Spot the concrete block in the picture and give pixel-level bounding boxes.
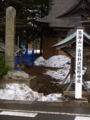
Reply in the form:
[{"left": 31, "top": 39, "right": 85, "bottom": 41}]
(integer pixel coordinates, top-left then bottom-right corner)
[
  {"left": 80, "top": 103, "right": 90, "bottom": 107},
  {"left": 4, "top": 70, "right": 29, "bottom": 79},
  {"left": 0, "top": 76, "right": 37, "bottom": 89}
]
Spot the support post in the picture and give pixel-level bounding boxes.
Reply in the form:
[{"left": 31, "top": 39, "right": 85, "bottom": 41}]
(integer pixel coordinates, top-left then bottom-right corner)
[{"left": 70, "top": 57, "right": 74, "bottom": 82}]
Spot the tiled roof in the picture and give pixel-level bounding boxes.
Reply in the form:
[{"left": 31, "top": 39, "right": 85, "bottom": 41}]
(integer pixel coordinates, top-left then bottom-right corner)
[
  {"left": 37, "top": 0, "right": 90, "bottom": 28},
  {"left": 37, "top": 0, "right": 77, "bottom": 22},
  {"left": 49, "top": 17, "right": 81, "bottom": 28},
  {"left": 56, "top": 0, "right": 81, "bottom": 18}
]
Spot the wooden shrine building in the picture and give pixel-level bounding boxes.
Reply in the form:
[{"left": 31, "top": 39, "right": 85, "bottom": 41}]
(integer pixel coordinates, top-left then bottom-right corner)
[{"left": 37, "top": 0, "right": 90, "bottom": 59}]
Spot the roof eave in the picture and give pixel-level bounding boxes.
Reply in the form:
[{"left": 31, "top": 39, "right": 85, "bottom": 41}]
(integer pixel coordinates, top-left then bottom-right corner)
[
  {"left": 52, "top": 31, "right": 90, "bottom": 49},
  {"left": 52, "top": 32, "right": 76, "bottom": 48}
]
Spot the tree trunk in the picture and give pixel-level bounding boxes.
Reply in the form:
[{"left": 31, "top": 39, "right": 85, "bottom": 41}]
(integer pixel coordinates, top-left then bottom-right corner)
[
  {"left": 26, "top": 29, "right": 28, "bottom": 49},
  {"left": 40, "top": 30, "right": 43, "bottom": 55},
  {"left": 6, "top": 0, "right": 10, "bottom": 7}
]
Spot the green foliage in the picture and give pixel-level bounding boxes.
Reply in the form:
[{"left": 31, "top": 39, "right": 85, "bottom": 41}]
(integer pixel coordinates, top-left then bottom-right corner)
[
  {"left": 0, "top": 0, "right": 52, "bottom": 47},
  {"left": 0, "top": 38, "right": 3, "bottom": 41},
  {"left": 0, "top": 55, "right": 11, "bottom": 78}
]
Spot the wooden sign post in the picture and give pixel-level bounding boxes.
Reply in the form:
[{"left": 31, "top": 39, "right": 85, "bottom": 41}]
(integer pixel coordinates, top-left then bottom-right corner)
[{"left": 75, "top": 26, "right": 84, "bottom": 99}]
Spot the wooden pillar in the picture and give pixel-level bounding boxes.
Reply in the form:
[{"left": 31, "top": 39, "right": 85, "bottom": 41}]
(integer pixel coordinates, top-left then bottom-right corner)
[
  {"left": 26, "top": 29, "right": 28, "bottom": 49},
  {"left": 6, "top": 0, "right": 10, "bottom": 7},
  {"left": 70, "top": 57, "right": 75, "bottom": 81}
]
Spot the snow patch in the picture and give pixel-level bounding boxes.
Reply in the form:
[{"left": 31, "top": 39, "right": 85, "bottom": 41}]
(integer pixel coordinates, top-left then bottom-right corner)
[
  {"left": 85, "top": 81, "right": 90, "bottom": 89},
  {"left": 35, "top": 55, "right": 70, "bottom": 68},
  {"left": 35, "top": 55, "right": 71, "bottom": 84},
  {"left": 34, "top": 56, "right": 46, "bottom": 66},
  {"left": 0, "top": 83, "right": 43, "bottom": 100},
  {"left": 45, "top": 55, "right": 70, "bottom": 68},
  {"left": 45, "top": 69, "right": 70, "bottom": 82},
  {"left": 0, "top": 83, "right": 66, "bottom": 102},
  {"left": 38, "top": 93, "right": 67, "bottom": 102}
]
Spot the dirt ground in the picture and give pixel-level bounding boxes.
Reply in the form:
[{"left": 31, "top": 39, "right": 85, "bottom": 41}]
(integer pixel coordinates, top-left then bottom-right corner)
[
  {"left": 23, "top": 66, "right": 90, "bottom": 102},
  {"left": 23, "top": 66, "right": 66, "bottom": 95}
]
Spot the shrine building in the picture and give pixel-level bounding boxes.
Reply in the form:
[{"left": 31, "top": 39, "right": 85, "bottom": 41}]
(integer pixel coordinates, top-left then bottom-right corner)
[{"left": 37, "top": 0, "right": 90, "bottom": 59}]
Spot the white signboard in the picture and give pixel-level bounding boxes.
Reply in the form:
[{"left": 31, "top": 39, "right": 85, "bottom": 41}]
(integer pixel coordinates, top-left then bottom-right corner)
[{"left": 75, "top": 27, "right": 83, "bottom": 99}]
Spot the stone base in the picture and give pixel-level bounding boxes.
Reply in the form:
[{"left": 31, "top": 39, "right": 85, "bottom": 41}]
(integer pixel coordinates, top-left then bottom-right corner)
[{"left": 0, "top": 76, "right": 37, "bottom": 89}]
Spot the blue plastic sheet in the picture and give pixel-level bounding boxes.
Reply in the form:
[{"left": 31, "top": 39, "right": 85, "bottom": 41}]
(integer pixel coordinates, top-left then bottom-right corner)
[
  {"left": 14, "top": 50, "right": 34, "bottom": 66},
  {"left": 22, "top": 50, "right": 34, "bottom": 66},
  {"left": 14, "top": 54, "right": 20, "bottom": 64}
]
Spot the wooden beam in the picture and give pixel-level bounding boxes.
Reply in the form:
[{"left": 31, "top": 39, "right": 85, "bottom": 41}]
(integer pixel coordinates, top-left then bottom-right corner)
[{"left": 70, "top": 57, "right": 74, "bottom": 82}]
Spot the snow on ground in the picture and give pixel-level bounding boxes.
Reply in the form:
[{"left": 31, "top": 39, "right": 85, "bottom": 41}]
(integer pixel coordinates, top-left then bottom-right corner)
[
  {"left": 38, "top": 93, "right": 68, "bottom": 102},
  {"left": 0, "top": 83, "right": 43, "bottom": 101},
  {"left": 44, "top": 55, "right": 70, "bottom": 68},
  {"left": 35, "top": 55, "right": 71, "bottom": 83},
  {"left": 0, "top": 55, "right": 70, "bottom": 101},
  {"left": 0, "top": 83, "right": 67, "bottom": 102},
  {"left": 45, "top": 69, "right": 70, "bottom": 82},
  {"left": 35, "top": 55, "right": 70, "bottom": 68},
  {"left": 35, "top": 55, "right": 87, "bottom": 84},
  {"left": 45, "top": 67, "right": 87, "bottom": 84},
  {"left": 0, "top": 55, "right": 88, "bottom": 102},
  {"left": 34, "top": 56, "right": 46, "bottom": 66},
  {"left": 0, "top": 82, "right": 90, "bottom": 101}
]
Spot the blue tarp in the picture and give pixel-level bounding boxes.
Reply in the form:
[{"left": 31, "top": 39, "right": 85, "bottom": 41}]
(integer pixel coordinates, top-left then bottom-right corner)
[
  {"left": 22, "top": 50, "right": 34, "bottom": 66},
  {"left": 14, "top": 50, "right": 34, "bottom": 66},
  {"left": 14, "top": 54, "right": 20, "bottom": 64}
]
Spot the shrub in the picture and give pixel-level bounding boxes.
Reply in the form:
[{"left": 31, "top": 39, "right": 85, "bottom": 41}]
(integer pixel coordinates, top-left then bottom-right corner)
[{"left": 0, "top": 55, "right": 11, "bottom": 78}]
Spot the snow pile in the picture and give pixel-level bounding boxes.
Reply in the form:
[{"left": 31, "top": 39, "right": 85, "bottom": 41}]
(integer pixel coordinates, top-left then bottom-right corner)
[
  {"left": 0, "top": 83, "right": 43, "bottom": 100},
  {"left": 0, "top": 83, "right": 66, "bottom": 102},
  {"left": 35, "top": 55, "right": 70, "bottom": 68},
  {"left": 35, "top": 56, "right": 87, "bottom": 84},
  {"left": 44, "top": 55, "right": 70, "bottom": 68},
  {"left": 45, "top": 69, "right": 70, "bottom": 83},
  {"left": 35, "top": 55, "right": 71, "bottom": 83},
  {"left": 45, "top": 67, "right": 86, "bottom": 83},
  {"left": 38, "top": 93, "right": 67, "bottom": 102},
  {"left": 34, "top": 56, "right": 46, "bottom": 66}
]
